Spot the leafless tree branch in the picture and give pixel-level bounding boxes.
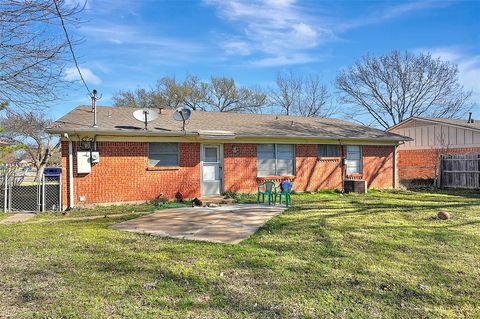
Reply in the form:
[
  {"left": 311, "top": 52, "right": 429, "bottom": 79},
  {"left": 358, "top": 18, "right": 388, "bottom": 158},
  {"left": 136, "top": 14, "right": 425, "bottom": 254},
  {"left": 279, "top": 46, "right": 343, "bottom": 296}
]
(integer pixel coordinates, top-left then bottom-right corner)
[
  {"left": 0, "top": 110, "right": 60, "bottom": 181},
  {"left": 0, "top": 0, "right": 84, "bottom": 109},
  {"left": 336, "top": 50, "right": 472, "bottom": 129},
  {"left": 269, "top": 71, "right": 335, "bottom": 117}
]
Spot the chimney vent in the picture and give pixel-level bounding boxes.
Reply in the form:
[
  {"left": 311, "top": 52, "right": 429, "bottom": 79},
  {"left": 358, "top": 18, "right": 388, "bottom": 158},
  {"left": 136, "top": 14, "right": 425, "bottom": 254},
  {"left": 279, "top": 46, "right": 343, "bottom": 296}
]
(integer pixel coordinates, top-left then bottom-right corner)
[{"left": 468, "top": 112, "right": 473, "bottom": 123}]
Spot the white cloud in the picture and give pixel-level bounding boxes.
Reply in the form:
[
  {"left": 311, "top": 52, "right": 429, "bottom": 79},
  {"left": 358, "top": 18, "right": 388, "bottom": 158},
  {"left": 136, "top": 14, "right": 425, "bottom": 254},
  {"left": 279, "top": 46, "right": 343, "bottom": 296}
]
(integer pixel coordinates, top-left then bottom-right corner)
[
  {"left": 63, "top": 67, "right": 102, "bottom": 85},
  {"left": 222, "top": 40, "right": 252, "bottom": 56},
  {"left": 205, "top": 0, "right": 445, "bottom": 67},
  {"left": 425, "top": 48, "right": 480, "bottom": 106},
  {"left": 80, "top": 24, "right": 205, "bottom": 53},
  {"left": 337, "top": 1, "right": 452, "bottom": 31},
  {"left": 204, "top": 0, "right": 327, "bottom": 62},
  {"left": 250, "top": 54, "right": 318, "bottom": 67}
]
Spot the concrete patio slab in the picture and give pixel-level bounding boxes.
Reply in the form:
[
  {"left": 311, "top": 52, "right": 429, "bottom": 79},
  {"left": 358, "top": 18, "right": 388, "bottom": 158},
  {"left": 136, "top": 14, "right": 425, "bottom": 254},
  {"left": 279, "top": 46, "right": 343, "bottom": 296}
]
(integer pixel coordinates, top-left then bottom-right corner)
[{"left": 111, "top": 204, "right": 286, "bottom": 244}]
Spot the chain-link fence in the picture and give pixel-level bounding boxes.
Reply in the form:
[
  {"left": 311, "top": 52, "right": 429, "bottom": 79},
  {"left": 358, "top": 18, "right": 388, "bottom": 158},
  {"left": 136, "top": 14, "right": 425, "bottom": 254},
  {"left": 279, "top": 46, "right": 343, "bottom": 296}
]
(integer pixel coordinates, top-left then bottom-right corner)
[{"left": 0, "top": 165, "right": 62, "bottom": 213}]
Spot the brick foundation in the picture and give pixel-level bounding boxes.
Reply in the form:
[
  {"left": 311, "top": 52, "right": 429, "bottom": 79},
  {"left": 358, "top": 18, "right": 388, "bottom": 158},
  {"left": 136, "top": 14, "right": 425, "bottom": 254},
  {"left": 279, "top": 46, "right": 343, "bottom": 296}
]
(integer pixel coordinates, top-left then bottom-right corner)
[{"left": 62, "top": 142, "right": 396, "bottom": 207}]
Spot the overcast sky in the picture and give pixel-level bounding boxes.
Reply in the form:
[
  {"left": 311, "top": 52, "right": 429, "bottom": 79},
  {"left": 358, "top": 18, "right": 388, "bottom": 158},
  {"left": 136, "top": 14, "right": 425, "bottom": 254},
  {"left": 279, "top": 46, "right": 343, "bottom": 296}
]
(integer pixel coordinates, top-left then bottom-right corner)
[{"left": 57, "top": 0, "right": 480, "bottom": 119}]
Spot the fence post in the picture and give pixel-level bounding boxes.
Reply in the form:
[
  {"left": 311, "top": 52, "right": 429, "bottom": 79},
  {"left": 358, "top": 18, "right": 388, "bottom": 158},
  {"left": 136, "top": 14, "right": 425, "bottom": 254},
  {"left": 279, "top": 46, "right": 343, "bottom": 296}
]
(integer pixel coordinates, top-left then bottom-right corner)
[
  {"left": 42, "top": 174, "right": 46, "bottom": 212},
  {"left": 3, "top": 168, "right": 7, "bottom": 213},
  {"left": 438, "top": 155, "right": 443, "bottom": 189},
  {"left": 59, "top": 173, "right": 62, "bottom": 212},
  {"left": 8, "top": 170, "right": 12, "bottom": 213}
]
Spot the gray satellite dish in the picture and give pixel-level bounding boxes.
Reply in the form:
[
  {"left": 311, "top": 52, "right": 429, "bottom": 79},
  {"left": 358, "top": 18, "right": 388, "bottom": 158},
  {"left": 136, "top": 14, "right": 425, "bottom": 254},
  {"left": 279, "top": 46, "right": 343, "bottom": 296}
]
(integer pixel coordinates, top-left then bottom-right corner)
[
  {"left": 133, "top": 109, "right": 159, "bottom": 130},
  {"left": 173, "top": 107, "right": 191, "bottom": 130}
]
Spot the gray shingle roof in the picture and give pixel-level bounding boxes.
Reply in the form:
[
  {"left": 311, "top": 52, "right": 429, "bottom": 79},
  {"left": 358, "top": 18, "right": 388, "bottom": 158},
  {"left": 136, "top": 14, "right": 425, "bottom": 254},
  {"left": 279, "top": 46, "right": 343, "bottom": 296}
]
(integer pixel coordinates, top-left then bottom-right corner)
[
  {"left": 388, "top": 117, "right": 480, "bottom": 133},
  {"left": 47, "top": 105, "right": 409, "bottom": 142},
  {"left": 418, "top": 117, "right": 480, "bottom": 130}
]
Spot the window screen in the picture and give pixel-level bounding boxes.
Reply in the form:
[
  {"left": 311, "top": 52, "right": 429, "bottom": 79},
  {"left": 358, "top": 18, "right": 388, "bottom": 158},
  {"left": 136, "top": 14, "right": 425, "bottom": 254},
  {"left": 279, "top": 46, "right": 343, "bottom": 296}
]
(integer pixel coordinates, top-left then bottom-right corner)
[
  {"left": 148, "top": 143, "right": 179, "bottom": 167},
  {"left": 345, "top": 145, "right": 361, "bottom": 174},
  {"left": 318, "top": 144, "right": 340, "bottom": 157},
  {"left": 257, "top": 144, "right": 276, "bottom": 176},
  {"left": 257, "top": 144, "right": 294, "bottom": 177}
]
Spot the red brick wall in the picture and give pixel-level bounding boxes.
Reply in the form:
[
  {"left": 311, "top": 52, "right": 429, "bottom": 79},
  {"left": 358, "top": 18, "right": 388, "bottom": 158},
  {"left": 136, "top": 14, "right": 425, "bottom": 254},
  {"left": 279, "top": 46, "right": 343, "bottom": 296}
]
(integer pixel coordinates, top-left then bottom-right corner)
[
  {"left": 62, "top": 141, "right": 200, "bottom": 206},
  {"left": 223, "top": 143, "right": 258, "bottom": 193},
  {"left": 294, "top": 144, "right": 343, "bottom": 191},
  {"left": 62, "top": 142, "right": 396, "bottom": 207},
  {"left": 221, "top": 144, "right": 394, "bottom": 193},
  {"left": 361, "top": 145, "right": 395, "bottom": 188},
  {"left": 398, "top": 147, "right": 480, "bottom": 181}
]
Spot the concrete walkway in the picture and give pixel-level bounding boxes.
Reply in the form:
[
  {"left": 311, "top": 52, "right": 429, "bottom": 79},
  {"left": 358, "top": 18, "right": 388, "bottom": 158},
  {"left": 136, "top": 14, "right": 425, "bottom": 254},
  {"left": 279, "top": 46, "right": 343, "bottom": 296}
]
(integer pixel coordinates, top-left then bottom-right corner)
[
  {"left": 111, "top": 204, "right": 286, "bottom": 244},
  {"left": 0, "top": 213, "right": 35, "bottom": 225}
]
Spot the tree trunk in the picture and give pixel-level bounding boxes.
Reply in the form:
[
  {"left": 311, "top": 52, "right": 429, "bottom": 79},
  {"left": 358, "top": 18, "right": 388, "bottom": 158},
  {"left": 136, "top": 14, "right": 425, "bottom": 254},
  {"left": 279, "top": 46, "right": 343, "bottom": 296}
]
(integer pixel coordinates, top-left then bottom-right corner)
[{"left": 34, "top": 163, "right": 46, "bottom": 182}]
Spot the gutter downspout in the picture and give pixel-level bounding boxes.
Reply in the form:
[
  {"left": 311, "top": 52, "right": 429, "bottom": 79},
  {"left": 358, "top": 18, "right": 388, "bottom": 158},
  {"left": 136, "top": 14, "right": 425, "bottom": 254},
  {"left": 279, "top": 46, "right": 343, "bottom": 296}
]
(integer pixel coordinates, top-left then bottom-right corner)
[
  {"left": 339, "top": 139, "right": 345, "bottom": 193},
  {"left": 68, "top": 140, "right": 74, "bottom": 209},
  {"left": 393, "top": 144, "right": 397, "bottom": 189}
]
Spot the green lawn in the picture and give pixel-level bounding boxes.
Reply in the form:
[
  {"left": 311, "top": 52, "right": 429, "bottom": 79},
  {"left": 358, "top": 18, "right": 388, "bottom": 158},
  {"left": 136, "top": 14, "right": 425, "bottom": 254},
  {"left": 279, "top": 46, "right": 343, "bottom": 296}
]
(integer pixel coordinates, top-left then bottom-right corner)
[{"left": 0, "top": 190, "right": 479, "bottom": 318}]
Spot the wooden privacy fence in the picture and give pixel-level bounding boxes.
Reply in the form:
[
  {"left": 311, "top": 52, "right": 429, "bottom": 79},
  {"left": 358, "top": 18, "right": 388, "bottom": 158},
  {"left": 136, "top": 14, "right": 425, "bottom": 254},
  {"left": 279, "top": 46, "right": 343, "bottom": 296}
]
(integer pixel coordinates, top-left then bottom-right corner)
[{"left": 440, "top": 154, "right": 480, "bottom": 189}]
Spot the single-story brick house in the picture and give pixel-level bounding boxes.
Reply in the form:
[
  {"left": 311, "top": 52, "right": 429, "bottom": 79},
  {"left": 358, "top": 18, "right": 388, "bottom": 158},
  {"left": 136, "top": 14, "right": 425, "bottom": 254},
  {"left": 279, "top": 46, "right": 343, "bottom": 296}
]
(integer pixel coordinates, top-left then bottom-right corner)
[
  {"left": 47, "top": 106, "right": 409, "bottom": 208},
  {"left": 388, "top": 115, "right": 480, "bottom": 183}
]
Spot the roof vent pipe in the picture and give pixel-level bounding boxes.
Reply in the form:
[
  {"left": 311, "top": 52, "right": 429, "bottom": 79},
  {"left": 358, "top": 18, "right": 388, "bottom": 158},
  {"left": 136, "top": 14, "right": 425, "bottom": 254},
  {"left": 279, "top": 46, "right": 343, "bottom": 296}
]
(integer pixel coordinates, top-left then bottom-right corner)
[
  {"left": 468, "top": 112, "right": 472, "bottom": 123},
  {"left": 91, "top": 89, "right": 101, "bottom": 128}
]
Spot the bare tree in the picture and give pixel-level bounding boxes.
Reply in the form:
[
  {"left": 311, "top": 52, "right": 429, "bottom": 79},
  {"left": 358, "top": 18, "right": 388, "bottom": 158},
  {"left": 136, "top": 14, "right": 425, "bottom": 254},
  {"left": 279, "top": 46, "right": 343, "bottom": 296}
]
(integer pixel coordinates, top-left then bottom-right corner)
[
  {"left": 270, "top": 71, "right": 334, "bottom": 117},
  {"left": 113, "top": 75, "right": 267, "bottom": 113},
  {"left": 0, "top": 111, "right": 60, "bottom": 181},
  {"left": 112, "top": 88, "right": 158, "bottom": 108},
  {"left": 204, "top": 77, "right": 266, "bottom": 113},
  {"left": 336, "top": 50, "right": 472, "bottom": 129},
  {"left": 0, "top": 0, "right": 83, "bottom": 109},
  {"left": 154, "top": 75, "right": 208, "bottom": 110},
  {"left": 114, "top": 75, "right": 207, "bottom": 110}
]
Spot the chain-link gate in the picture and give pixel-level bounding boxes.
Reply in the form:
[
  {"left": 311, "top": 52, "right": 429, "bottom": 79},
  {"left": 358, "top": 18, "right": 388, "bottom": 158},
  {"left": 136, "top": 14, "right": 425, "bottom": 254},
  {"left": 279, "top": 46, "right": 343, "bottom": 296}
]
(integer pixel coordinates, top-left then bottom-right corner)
[{"left": 1, "top": 165, "right": 62, "bottom": 213}]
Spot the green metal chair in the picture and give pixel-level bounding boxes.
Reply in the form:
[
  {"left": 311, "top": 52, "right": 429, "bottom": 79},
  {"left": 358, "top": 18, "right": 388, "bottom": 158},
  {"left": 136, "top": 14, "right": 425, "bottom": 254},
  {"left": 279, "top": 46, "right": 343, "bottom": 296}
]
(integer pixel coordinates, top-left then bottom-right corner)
[
  {"left": 257, "top": 181, "right": 276, "bottom": 205},
  {"left": 274, "top": 180, "right": 293, "bottom": 207}
]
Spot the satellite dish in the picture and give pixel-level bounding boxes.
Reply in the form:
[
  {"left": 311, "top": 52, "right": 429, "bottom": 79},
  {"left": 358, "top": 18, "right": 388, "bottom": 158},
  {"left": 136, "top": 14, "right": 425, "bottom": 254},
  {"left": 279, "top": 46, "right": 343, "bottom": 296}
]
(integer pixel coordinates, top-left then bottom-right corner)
[
  {"left": 133, "top": 109, "right": 159, "bottom": 130},
  {"left": 173, "top": 107, "right": 191, "bottom": 130}
]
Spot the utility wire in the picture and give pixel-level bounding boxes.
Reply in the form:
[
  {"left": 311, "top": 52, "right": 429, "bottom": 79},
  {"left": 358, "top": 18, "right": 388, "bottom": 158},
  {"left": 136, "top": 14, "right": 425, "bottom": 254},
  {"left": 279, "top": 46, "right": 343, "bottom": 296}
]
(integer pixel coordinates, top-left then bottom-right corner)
[{"left": 53, "top": 0, "right": 92, "bottom": 96}]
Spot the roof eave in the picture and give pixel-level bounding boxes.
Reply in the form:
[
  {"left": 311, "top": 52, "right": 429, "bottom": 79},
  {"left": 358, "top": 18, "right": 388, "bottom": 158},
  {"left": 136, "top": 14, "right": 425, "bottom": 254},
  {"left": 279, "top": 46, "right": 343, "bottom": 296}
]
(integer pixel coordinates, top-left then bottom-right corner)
[
  {"left": 235, "top": 134, "right": 410, "bottom": 143},
  {"left": 47, "top": 127, "right": 411, "bottom": 143},
  {"left": 46, "top": 127, "right": 199, "bottom": 137}
]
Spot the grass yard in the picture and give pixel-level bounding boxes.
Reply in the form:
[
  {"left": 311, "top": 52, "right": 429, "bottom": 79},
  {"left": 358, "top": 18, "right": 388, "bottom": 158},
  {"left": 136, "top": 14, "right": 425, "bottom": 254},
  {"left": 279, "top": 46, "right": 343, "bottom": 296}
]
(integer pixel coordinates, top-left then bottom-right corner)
[
  {"left": 0, "top": 190, "right": 479, "bottom": 318},
  {"left": 0, "top": 212, "right": 8, "bottom": 221}
]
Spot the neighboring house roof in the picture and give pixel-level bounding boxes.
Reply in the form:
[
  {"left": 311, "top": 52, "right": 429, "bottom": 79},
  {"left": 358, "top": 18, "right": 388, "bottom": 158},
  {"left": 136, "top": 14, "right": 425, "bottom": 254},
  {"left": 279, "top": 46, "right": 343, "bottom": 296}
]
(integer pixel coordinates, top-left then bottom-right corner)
[
  {"left": 388, "top": 117, "right": 480, "bottom": 133},
  {"left": 47, "top": 105, "right": 409, "bottom": 142}
]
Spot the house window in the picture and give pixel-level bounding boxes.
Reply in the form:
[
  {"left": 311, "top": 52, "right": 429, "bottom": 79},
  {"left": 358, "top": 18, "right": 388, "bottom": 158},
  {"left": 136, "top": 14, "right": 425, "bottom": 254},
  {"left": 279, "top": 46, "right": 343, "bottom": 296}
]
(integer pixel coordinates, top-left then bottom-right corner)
[
  {"left": 345, "top": 145, "right": 361, "bottom": 174},
  {"left": 257, "top": 144, "right": 294, "bottom": 177},
  {"left": 148, "top": 142, "right": 179, "bottom": 167},
  {"left": 318, "top": 144, "right": 340, "bottom": 157}
]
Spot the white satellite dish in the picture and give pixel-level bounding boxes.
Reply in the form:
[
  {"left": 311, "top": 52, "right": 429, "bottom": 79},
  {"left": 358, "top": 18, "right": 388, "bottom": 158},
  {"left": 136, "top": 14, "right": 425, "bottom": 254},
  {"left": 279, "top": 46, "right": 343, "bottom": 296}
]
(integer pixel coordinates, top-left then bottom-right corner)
[
  {"left": 173, "top": 107, "right": 191, "bottom": 130},
  {"left": 133, "top": 109, "right": 159, "bottom": 130}
]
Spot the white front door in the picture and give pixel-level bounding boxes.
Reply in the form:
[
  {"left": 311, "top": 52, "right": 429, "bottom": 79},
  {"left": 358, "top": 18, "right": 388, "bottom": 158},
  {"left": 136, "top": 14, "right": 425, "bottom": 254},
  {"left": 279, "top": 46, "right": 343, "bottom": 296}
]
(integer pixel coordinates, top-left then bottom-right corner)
[{"left": 201, "top": 144, "right": 223, "bottom": 196}]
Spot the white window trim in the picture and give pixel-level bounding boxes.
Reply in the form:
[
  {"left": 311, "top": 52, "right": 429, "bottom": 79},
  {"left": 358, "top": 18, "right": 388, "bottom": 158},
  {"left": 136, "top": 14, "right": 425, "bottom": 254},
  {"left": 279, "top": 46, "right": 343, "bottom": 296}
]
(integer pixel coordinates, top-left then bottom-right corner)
[
  {"left": 148, "top": 142, "right": 180, "bottom": 167},
  {"left": 346, "top": 145, "right": 362, "bottom": 174},
  {"left": 257, "top": 144, "right": 295, "bottom": 177},
  {"left": 318, "top": 144, "right": 341, "bottom": 158}
]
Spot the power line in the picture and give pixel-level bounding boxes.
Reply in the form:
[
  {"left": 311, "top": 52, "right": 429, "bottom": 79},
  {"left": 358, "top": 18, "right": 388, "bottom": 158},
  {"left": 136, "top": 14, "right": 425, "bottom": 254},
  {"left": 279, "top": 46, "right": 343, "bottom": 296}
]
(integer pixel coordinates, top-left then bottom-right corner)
[{"left": 53, "top": 0, "right": 92, "bottom": 96}]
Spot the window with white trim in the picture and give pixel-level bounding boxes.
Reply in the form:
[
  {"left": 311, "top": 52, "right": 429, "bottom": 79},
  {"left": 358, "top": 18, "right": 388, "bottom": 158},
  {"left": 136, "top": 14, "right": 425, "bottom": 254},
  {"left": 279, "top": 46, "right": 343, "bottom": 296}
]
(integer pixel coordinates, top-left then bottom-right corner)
[
  {"left": 148, "top": 142, "right": 179, "bottom": 167},
  {"left": 345, "top": 145, "right": 361, "bottom": 174},
  {"left": 257, "top": 144, "right": 294, "bottom": 177},
  {"left": 318, "top": 144, "right": 340, "bottom": 157}
]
